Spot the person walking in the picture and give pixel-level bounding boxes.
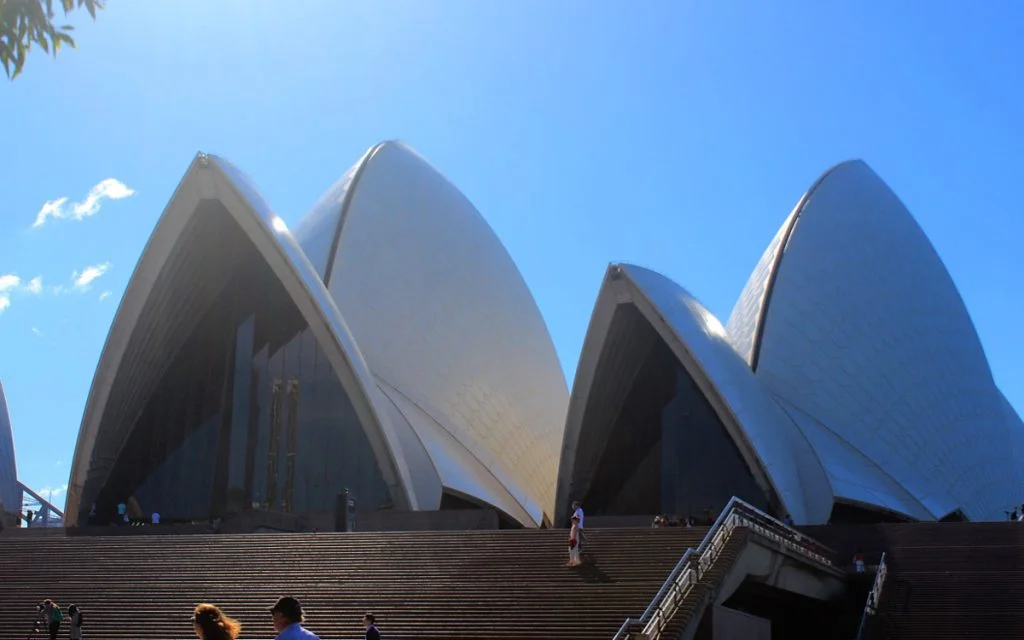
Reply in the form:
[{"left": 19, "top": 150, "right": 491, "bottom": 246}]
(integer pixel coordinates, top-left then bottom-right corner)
[
  {"left": 571, "top": 501, "right": 586, "bottom": 553},
  {"left": 192, "top": 603, "right": 241, "bottom": 640},
  {"left": 362, "top": 613, "right": 381, "bottom": 640},
  {"left": 566, "top": 515, "right": 582, "bottom": 567},
  {"left": 68, "top": 605, "right": 84, "bottom": 640},
  {"left": 41, "top": 600, "right": 63, "bottom": 640},
  {"left": 269, "top": 597, "right": 320, "bottom": 640}
]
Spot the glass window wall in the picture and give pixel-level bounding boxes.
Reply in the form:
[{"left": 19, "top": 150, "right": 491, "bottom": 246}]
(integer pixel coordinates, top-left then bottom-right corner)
[
  {"left": 98, "top": 245, "right": 391, "bottom": 522},
  {"left": 581, "top": 308, "right": 770, "bottom": 519}
]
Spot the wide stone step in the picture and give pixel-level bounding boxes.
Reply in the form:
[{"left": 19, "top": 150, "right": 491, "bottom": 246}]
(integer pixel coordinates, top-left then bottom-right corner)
[{"left": 0, "top": 527, "right": 698, "bottom": 640}]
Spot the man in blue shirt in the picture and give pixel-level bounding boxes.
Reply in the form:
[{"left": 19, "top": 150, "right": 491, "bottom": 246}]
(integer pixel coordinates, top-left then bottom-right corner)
[{"left": 270, "top": 597, "right": 320, "bottom": 640}]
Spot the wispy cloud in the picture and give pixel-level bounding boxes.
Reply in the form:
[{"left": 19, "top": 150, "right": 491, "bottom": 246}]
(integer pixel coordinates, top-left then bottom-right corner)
[
  {"left": 0, "top": 274, "right": 46, "bottom": 312},
  {"left": 72, "top": 262, "right": 111, "bottom": 290},
  {"left": 31, "top": 327, "right": 44, "bottom": 337},
  {"left": 33, "top": 197, "right": 68, "bottom": 228},
  {"left": 38, "top": 484, "right": 69, "bottom": 501},
  {"left": 1, "top": 266, "right": 112, "bottom": 312},
  {"left": 32, "top": 178, "right": 135, "bottom": 227},
  {"left": 26, "top": 276, "right": 43, "bottom": 294},
  {"left": 0, "top": 274, "right": 19, "bottom": 314}
]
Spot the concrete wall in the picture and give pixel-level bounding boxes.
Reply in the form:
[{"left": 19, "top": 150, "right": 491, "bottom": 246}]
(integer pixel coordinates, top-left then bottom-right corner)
[{"left": 712, "top": 606, "right": 770, "bottom": 640}]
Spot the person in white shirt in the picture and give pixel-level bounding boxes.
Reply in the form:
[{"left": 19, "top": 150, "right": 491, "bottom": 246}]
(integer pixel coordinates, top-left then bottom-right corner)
[
  {"left": 566, "top": 515, "right": 582, "bottom": 567},
  {"left": 571, "top": 501, "right": 586, "bottom": 553}
]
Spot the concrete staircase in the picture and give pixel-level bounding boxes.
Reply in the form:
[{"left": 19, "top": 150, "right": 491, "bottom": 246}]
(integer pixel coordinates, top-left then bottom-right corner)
[
  {"left": 803, "top": 521, "right": 1024, "bottom": 640},
  {"left": 0, "top": 526, "right": 706, "bottom": 640}
]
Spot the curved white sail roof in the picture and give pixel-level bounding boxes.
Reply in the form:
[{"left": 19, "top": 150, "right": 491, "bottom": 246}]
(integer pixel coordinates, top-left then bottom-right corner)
[{"left": 728, "top": 160, "right": 1022, "bottom": 521}]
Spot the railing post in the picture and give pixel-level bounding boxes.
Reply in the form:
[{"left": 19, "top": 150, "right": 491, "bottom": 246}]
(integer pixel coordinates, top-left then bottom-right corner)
[{"left": 855, "top": 552, "right": 888, "bottom": 640}]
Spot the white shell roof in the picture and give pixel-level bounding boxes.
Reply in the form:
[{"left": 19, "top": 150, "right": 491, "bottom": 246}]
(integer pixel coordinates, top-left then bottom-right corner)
[
  {"left": 0, "top": 381, "right": 20, "bottom": 518},
  {"left": 558, "top": 263, "right": 833, "bottom": 525},
  {"left": 66, "top": 154, "right": 425, "bottom": 523},
  {"left": 69, "top": 143, "right": 570, "bottom": 528},
  {"left": 727, "top": 160, "right": 1023, "bottom": 521},
  {"left": 66, "top": 144, "right": 1023, "bottom": 527},
  {"left": 313, "top": 141, "right": 569, "bottom": 525},
  {"left": 561, "top": 160, "right": 1022, "bottom": 524}
]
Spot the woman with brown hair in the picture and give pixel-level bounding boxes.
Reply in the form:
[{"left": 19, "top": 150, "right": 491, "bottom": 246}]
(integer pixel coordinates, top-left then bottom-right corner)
[
  {"left": 192, "top": 604, "right": 242, "bottom": 640},
  {"left": 40, "top": 599, "right": 64, "bottom": 640}
]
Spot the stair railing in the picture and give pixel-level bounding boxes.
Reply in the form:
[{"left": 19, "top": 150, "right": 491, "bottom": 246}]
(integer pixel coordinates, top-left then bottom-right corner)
[
  {"left": 612, "top": 497, "right": 837, "bottom": 640},
  {"left": 854, "top": 552, "right": 888, "bottom": 640}
]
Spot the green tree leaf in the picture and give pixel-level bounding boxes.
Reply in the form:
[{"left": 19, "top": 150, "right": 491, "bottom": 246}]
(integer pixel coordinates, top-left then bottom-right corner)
[{"left": 1, "top": 0, "right": 104, "bottom": 79}]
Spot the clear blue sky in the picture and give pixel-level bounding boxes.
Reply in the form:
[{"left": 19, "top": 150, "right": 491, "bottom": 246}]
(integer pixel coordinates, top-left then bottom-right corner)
[{"left": 2, "top": 0, "right": 1022, "bottom": 505}]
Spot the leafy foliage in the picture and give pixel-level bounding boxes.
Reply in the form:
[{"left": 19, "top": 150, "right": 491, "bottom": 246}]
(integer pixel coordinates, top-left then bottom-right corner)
[{"left": 0, "top": 0, "right": 104, "bottom": 79}]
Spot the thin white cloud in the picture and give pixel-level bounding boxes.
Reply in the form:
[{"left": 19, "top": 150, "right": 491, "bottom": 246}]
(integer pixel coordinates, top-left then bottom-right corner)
[
  {"left": 0, "top": 274, "right": 20, "bottom": 291},
  {"left": 73, "top": 179, "right": 135, "bottom": 219},
  {"left": 26, "top": 276, "right": 43, "bottom": 294},
  {"left": 0, "top": 274, "right": 48, "bottom": 311},
  {"left": 31, "top": 327, "right": 44, "bottom": 337},
  {"left": 72, "top": 262, "right": 111, "bottom": 290},
  {"left": 32, "top": 197, "right": 68, "bottom": 228},
  {"left": 99, "top": 290, "right": 112, "bottom": 301},
  {"left": 38, "top": 484, "right": 69, "bottom": 501},
  {"left": 32, "top": 179, "right": 135, "bottom": 227},
  {"left": 0, "top": 274, "right": 19, "bottom": 314}
]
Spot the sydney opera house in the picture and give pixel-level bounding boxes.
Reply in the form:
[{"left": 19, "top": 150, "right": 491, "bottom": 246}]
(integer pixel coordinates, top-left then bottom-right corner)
[
  {"left": 1, "top": 382, "right": 21, "bottom": 527},
  {"left": 63, "top": 141, "right": 1024, "bottom": 529}
]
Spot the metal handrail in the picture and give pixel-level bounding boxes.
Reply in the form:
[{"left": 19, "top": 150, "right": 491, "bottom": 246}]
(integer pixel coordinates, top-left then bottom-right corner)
[
  {"left": 612, "top": 497, "right": 837, "bottom": 640},
  {"left": 854, "top": 552, "right": 888, "bottom": 640}
]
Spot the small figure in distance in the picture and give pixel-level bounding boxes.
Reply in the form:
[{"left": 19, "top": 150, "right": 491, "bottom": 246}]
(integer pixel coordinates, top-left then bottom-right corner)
[
  {"left": 362, "top": 613, "right": 381, "bottom": 640},
  {"left": 566, "top": 515, "right": 582, "bottom": 568},
  {"left": 192, "top": 604, "right": 240, "bottom": 640},
  {"left": 853, "top": 548, "right": 866, "bottom": 573},
  {"left": 269, "top": 597, "right": 320, "bottom": 640},
  {"left": 30, "top": 602, "right": 45, "bottom": 637},
  {"left": 68, "top": 605, "right": 84, "bottom": 640},
  {"left": 571, "top": 501, "right": 586, "bottom": 553}
]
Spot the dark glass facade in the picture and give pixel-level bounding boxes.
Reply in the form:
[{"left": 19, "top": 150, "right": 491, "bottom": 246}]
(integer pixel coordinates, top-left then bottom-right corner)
[
  {"left": 579, "top": 304, "right": 770, "bottom": 518},
  {"left": 97, "top": 229, "right": 392, "bottom": 522},
  {"left": 829, "top": 500, "right": 913, "bottom": 524}
]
